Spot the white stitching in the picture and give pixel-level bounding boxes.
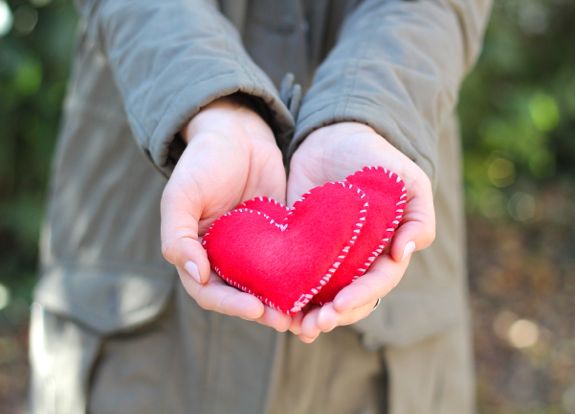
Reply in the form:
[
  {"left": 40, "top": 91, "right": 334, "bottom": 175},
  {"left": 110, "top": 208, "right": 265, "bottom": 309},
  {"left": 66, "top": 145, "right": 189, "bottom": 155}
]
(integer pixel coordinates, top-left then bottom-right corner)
[
  {"left": 314, "top": 166, "right": 408, "bottom": 305},
  {"left": 204, "top": 181, "right": 370, "bottom": 314}
]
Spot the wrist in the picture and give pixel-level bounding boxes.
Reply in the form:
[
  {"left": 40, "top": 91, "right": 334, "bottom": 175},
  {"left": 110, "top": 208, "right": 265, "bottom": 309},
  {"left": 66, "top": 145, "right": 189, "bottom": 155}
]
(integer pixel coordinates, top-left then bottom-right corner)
[
  {"left": 181, "top": 95, "right": 269, "bottom": 144},
  {"left": 308, "top": 122, "right": 375, "bottom": 140},
  {"left": 297, "top": 122, "right": 379, "bottom": 155}
]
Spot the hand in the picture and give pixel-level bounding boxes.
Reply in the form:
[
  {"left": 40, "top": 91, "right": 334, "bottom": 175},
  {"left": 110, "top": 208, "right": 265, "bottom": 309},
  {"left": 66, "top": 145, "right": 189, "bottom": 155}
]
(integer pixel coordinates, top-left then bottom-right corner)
[
  {"left": 161, "top": 96, "right": 291, "bottom": 332},
  {"left": 287, "top": 122, "right": 436, "bottom": 342}
]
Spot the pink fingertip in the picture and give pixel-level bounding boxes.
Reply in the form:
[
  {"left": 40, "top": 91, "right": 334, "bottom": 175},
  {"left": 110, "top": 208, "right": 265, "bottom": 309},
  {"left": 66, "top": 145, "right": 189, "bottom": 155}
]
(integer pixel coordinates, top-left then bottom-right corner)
[
  {"left": 185, "top": 261, "right": 202, "bottom": 284},
  {"left": 318, "top": 307, "right": 338, "bottom": 332}
]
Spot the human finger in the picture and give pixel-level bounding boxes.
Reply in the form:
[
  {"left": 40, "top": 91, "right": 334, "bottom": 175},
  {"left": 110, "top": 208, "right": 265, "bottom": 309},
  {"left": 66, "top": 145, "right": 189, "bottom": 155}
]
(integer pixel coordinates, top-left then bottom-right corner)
[
  {"left": 299, "top": 307, "right": 322, "bottom": 340},
  {"left": 332, "top": 253, "right": 411, "bottom": 312},
  {"left": 177, "top": 267, "right": 265, "bottom": 320},
  {"left": 161, "top": 191, "right": 212, "bottom": 284},
  {"left": 161, "top": 133, "right": 248, "bottom": 284},
  {"left": 315, "top": 304, "right": 339, "bottom": 332},
  {"left": 298, "top": 334, "right": 320, "bottom": 344},
  {"left": 288, "top": 311, "right": 304, "bottom": 335},
  {"left": 161, "top": 155, "right": 212, "bottom": 284},
  {"left": 256, "top": 307, "right": 292, "bottom": 332},
  {"left": 390, "top": 172, "right": 436, "bottom": 262},
  {"left": 317, "top": 301, "right": 378, "bottom": 330}
]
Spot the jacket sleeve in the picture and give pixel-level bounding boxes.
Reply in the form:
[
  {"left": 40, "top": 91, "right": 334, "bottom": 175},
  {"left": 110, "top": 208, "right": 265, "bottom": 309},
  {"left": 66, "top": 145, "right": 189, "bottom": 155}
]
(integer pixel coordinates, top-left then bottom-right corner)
[
  {"left": 290, "top": 0, "right": 492, "bottom": 182},
  {"left": 74, "top": 0, "right": 294, "bottom": 176}
]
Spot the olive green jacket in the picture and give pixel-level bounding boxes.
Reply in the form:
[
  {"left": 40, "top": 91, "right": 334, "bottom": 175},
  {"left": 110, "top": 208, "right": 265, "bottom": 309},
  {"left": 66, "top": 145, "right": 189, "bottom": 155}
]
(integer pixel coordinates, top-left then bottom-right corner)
[{"left": 34, "top": 0, "right": 491, "bottom": 413}]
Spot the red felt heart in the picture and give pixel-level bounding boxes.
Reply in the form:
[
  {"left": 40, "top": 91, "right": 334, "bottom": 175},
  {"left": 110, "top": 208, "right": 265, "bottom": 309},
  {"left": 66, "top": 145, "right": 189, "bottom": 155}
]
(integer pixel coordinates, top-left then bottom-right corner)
[
  {"left": 311, "top": 166, "right": 406, "bottom": 304},
  {"left": 239, "top": 197, "right": 289, "bottom": 221},
  {"left": 202, "top": 181, "right": 369, "bottom": 314},
  {"left": 236, "top": 167, "right": 407, "bottom": 306}
]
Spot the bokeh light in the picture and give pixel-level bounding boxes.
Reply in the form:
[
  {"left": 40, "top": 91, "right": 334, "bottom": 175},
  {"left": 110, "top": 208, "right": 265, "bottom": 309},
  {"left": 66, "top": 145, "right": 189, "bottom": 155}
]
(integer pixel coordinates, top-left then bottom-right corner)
[
  {"left": 508, "top": 319, "right": 540, "bottom": 349},
  {"left": 507, "top": 192, "right": 536, "bottom": 222},
  {"left": 487, "top": 157, "right": 516, "bottom": 188},
  {"left": 0, "top": 283, "right": 11, "bottom": 311},
  {"left": 13, "top": 5, "right": 38, "bottom": 35},
  {"left": 0, "top": 0, "right": 13, "bottom": 37},
  {"left": 529, "top": 93, "right": 560, "bottom": 133}
]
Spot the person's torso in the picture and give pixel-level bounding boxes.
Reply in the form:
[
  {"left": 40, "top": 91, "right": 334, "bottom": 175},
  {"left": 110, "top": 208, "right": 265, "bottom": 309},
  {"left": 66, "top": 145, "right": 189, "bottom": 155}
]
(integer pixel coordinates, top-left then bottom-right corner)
[{"left": 36, "top": 2, "right": 472, "bottom": 413}]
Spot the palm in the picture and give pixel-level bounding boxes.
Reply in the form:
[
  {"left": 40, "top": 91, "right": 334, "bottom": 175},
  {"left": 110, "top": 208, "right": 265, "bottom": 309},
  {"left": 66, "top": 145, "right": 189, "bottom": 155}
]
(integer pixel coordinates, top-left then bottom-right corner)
[
  {"left": 172, "top": 131, "right": 286, "bottom": 236},
  {"left": 286, "top": 122, "right": 435, "bottom": 342},
  {"left": 161, "top": 97, "right": 291, "bottom": 332},
  {"left": 288, "top": 123, "right": 410, "bottom": 205}
]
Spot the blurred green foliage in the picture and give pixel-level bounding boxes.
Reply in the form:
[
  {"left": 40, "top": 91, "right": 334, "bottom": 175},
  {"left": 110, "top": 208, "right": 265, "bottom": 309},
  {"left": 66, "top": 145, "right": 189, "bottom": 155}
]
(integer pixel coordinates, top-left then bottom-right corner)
[
  {"left": 459, "top": 0, "right": 575, "bottom": 221},
  {"left": 0, "top": 0, "right": 574, "bottom": 411},
  {"left": 0, "top": 0, "right": 76, "bottom": 320}
]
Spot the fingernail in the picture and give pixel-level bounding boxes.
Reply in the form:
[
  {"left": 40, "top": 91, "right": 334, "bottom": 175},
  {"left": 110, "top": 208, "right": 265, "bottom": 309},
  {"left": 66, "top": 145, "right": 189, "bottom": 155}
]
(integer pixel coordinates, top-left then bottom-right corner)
[
  {"left": 402, "top": 241, "right": 416, "bottom": 261},
  {"left": 185, "top": 261, "right": 202, "bottom": 284}
]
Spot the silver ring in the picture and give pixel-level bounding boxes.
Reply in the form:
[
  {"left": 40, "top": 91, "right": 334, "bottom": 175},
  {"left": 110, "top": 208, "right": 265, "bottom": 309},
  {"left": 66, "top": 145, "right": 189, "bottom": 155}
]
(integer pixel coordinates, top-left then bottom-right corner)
[{"left": 373, "top": 298, "right": 381, "bottom": 311}]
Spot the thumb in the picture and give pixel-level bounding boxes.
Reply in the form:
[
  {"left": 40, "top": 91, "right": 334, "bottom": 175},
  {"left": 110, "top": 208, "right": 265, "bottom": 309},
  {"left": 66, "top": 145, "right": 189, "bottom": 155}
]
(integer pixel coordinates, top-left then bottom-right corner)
[
  {"left": 160, "top": 131, "right": 247, "bottom": 285},
  {"left": 160, "top": 178, "right": 211, "bottom": 285},
  {"left": 390, "top": 174, "right": 436, "bottom": 262}
]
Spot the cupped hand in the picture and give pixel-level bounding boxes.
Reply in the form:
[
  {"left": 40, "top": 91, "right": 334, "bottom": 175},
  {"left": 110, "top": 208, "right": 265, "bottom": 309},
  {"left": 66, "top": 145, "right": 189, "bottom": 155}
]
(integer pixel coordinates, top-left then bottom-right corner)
[
  {"left": 161, "top": 96, "right": 291, "bottom": 332},
  {"left": 287, "top": 122, "right": 436, "bottom": 342}
]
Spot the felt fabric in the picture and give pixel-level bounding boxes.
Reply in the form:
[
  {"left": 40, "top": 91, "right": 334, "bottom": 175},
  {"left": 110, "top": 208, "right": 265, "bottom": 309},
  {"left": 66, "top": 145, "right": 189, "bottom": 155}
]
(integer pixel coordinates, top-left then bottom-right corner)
[
  {"left": 312, "top": 166, "right": 406, "bottom": 304},
  {"left": 239, "top": 197, "right": 289, "bottom": 220},
  {"left": 203, "top": 167, "right": 406, "bottom": 314},
  {"left": 202, "top": 181, "right": 369, "bottom": 314}
]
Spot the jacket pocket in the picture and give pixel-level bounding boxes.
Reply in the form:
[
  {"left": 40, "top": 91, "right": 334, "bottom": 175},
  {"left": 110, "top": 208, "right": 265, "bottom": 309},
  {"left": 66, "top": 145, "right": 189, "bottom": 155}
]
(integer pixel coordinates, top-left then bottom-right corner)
[
  {"left": 34, "top": 263, "right": 175, "bottom": 335},
  {"left": 29, "top": 266, "right": 174, "bottom": 414}
]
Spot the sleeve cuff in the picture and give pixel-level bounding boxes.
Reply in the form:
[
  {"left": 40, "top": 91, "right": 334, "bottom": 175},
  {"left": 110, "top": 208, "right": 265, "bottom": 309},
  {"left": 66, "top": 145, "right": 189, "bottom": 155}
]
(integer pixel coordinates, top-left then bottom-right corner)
[
  {"left": 138, "top": 71, "right": 294, "bottom": 177},
  {"left": 290, "top": 97, "right": 436, "bottom": 181}
]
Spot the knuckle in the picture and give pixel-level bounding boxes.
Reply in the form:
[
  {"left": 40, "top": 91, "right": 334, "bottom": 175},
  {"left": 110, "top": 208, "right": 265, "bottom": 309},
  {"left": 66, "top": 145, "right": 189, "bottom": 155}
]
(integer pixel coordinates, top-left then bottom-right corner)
[
  {"left": 161, "top": 229, "right": 199, "bottom": 263},
  {"left": 174, "top": 227, "right": 197, "bottom": 241},
  {"left": 161, "top": 240, "right": 176, "bottom": 263}
]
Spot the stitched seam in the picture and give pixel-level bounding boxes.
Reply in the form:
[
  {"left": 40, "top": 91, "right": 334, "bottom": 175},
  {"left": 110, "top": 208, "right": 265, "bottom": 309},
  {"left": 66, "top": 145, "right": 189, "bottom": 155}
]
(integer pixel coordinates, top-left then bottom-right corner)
[
  {"left": 349, "top": 166, "right": 407, "bottom": 280},
  {"left": 313, "top": 166, "right": 407, "bottom": 305},
  {"left": 202, "top": 182, "right": 370, "bottom": 314}
]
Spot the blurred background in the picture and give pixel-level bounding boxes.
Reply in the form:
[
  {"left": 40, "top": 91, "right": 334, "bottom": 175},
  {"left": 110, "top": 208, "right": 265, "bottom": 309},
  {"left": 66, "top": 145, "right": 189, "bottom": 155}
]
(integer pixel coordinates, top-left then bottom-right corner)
[{"left": 0, "top": 0, "right": 574, "bottom": 412}]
